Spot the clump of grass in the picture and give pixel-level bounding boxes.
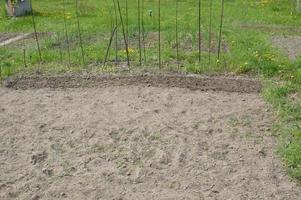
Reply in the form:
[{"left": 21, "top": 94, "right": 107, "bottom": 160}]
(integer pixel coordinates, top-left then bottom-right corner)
[{"left": 263, "top": 81, "right": 301, "bottom": 181}]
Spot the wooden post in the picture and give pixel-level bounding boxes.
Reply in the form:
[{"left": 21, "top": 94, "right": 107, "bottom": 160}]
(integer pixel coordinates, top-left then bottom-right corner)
[{"left": 6, "top": 0, "right": 14, "bottom": 16}]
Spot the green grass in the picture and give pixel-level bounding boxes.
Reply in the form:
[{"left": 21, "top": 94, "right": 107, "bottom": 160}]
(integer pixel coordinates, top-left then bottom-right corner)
[
  {"left": 264, "top": 80, "right": 301, "bottom": 181},
  {"left": 0, "top": 0, "right": 298, "bottom": 76},
  {"left": 0, "top": 0, "right": 301, "bottom": 182}
]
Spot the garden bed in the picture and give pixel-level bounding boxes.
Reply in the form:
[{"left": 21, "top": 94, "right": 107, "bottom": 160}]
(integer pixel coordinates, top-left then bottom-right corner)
[{"left": 0, "top": 79, "right": 300, "bottom": 199}]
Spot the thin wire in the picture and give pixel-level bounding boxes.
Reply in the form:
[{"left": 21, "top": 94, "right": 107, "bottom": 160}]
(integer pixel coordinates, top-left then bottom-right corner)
[
  {"left": 158, "top": 0, "right": 161, "bottom": 68},
  {"left": 209, "top": 0, "right": 213, "bottom": 65},
  {"left": 198, "top": 0, "right": 201, "bottom": 64},
  {"left": 138, "top": 0, "right": 142, "bottom": 65},
  {"left": 176, "top": 0, "right": 179, "bottom": 69},
  {"left": 217, "top": 0, "right": 225, "bottom": 60}
]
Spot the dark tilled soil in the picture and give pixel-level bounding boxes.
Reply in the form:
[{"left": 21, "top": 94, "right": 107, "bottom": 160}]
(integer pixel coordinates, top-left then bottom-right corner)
[{"left": 4, "top": 74, "right": 262, "bottom": 93}]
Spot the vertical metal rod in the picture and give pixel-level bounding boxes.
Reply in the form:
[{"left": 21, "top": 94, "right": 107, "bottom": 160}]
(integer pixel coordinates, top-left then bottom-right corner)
[
  {"left": 138, "top": 0, "right": 142, "bottom": 65},
  {"left": 63, "top": 0, "right": 71, "bottom": 67},
  {"left": 218, "top": 0, "right": 225, "bottom": 60},
  {"left": 198, "top": 0, "right": 201, "bottom": 64},
  {"left": 105, "top": 0, "right": 114, "bottom": 62},
  {"left": 23, "top": 49, "right": 27, "bottom": 68},
  {"left": 30, "top": 0, "right": 42, "bottom": 64},
  {"left": 104, "top": 26, "right": 118, "bottom": 66},
  {"left": 75, "top": 0, "right": 85, "bottom": 65},
  {"left": 57, "top": 32, "right": 63, "bottom": 64},
  {"left": 21, "top": 11, "right": 28, "bottom": 69},
  {"left": 126, "top": 0, "right": 129, "bottom": 46},
  {"left": 141, "top": 0, "right": 146, "bottom": 64},
  {"left": 176, "top": 0, "right": 179, "bottom": 69},
  {"left": 113, "top": 0, "right": 118, "bottom": 64},
  {"left": 209, "top": 0, "right": 213, "bottom": 65},
  {"left": 117, "top": 0, "right": 130, "bottom": 67},
  {"left": 158, "top": 0, "right": 161, "bottom": 68}
]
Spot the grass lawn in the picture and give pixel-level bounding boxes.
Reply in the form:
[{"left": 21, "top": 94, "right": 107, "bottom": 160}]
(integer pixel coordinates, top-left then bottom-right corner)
[{"left": 0, "top": 0, "right": 301, "bottom": 182}]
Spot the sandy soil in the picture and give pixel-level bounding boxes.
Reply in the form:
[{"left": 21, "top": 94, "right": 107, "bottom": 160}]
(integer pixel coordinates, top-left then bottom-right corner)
[
  {"left": 0, "top": 84, "right": 300, "bottom": 200},
  {"left": 271, "top": 36, "right": 301, "bottom": 60}
]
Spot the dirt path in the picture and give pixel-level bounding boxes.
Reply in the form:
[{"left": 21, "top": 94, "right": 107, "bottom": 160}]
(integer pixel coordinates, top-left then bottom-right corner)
[
  {"left": 271, "top": 36, "right": 301, "bottom": 60},
  {"left": 0, "top": 83, "right": 300, "bottom": 200},
  {"left": 0, "top": 33, "right": 31, "bottom": 47}
]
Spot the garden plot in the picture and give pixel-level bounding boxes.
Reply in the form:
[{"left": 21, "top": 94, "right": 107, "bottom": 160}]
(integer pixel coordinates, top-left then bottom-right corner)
[{"left": 0, "top": 76, "right": 300, "bottom": 200}]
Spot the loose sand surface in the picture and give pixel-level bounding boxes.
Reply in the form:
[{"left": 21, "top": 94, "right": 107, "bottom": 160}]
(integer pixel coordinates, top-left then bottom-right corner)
[
  {"left": 271, "top": 36, "right": 301, "bottom": 60},
  {"left": 0, "top": 83, "right": 300, "bottom": 199}
]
